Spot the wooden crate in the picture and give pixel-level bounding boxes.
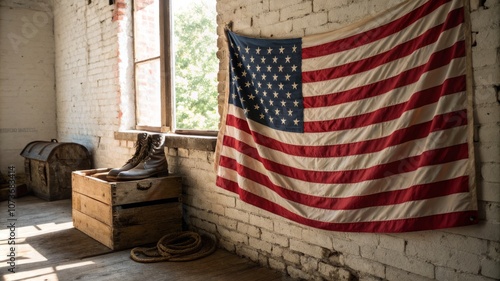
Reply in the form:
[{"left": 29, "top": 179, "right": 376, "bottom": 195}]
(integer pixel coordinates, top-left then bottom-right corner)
[{"left": 72, "top": 168, "right": 182, "bottom": 250}]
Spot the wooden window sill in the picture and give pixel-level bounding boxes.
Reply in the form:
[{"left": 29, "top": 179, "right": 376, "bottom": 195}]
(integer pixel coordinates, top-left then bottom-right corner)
[{"left": 114, "top": 130, "right": 217, "bottom": 152}]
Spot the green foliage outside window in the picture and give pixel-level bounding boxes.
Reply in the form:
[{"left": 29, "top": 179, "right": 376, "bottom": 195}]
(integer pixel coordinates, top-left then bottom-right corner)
[{"left": 173, "top": 0, "right": 219, "bottom": 130}]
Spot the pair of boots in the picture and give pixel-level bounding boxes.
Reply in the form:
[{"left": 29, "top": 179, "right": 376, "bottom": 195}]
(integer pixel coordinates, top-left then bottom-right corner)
[{"left": 107, "top": 133, "right": 168, "bottom": 181}]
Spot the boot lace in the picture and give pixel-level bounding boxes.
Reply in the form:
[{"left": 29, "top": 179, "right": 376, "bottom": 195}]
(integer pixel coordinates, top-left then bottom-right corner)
[
  {"left": 126, "top": 136, "right": 150, "bottom": 164},
  {"left": 142, "top": 135, "right": 162, "bottom": 161}
]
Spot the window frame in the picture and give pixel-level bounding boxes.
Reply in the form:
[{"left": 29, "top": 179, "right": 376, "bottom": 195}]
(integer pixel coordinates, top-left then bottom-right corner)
[{"left": 133, "top": 0, "right": 218, "bottom": 136}]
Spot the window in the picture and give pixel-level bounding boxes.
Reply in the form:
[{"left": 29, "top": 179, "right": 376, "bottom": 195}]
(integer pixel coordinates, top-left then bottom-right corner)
[{"left": 133, "top": 0, "right": 219, "bottom": 134}]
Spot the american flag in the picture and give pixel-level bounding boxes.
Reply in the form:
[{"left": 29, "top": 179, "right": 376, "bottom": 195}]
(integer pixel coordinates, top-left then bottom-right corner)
[{"left": 215, "top": 0, "right": 478, "bottom": 232}]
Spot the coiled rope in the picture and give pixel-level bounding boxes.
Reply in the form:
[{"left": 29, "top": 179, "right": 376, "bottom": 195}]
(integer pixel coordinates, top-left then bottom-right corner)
[{"left": 130, "top": 231, "right": 217, "bottom": 263}]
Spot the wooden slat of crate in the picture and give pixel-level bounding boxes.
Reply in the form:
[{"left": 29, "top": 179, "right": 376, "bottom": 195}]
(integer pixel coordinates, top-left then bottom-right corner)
[
  {"left": 72, "top": 191, "right": 113, "bottom": 226},
  {"left": 72, "top": 168, "right": 113, "bottom": 205},
  {"left": 73, "top": 200, "right": 182, "bottom": 250},
  {"left": 73, "top": 209, "right": 114, "bottom": 248},
  {"left": 113, "top": 203, "right": 182, "bottom": 249},
  {"left": 72, "top": 169, "right": 182, "bottom": 205},
  {"left": 113, "top": 201, "right": 181, "bottom": 226}
]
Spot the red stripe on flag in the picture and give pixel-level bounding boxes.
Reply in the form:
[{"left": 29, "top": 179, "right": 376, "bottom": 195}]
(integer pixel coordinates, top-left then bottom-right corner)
[
  {"left": 303, "top": 40, "right": 465, "bottom": 109},
  {"left": 223, "top": 132, "right": 469, "bottom": 184},
  {"left": 226, "top": 114, "right": 251, "bottom": 135},
  {"left": 236, "top": 109, "right": 468, "bottom": 158},
  {"left": 302, "top": 7, "right": 464, "bottom": 83},
  {"left": 301, "top": 0, "right": 453, "bottom": 59},
  {"left": 306, "top": 75, "right": 466, "bottom": 132},
  {"left": 304, "top": 75, "right": 465, "bottom": 132},
  {"left": 216, "top": 176, "right": 478, "bottom": 232},
  {"left": 269, "top": 144, "right": 468, "bottom": 183},
  {"left": 219, "top": 155, "right": 470, "bottom": 210}
]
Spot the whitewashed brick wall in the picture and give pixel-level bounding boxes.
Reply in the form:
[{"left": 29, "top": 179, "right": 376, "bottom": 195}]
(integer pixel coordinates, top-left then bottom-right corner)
[
  {"left": 0, "top": 0, "right": 56, "bottom": 175},
  {"left": 53, "top": 0, "right": 135, "bottom": 168}
]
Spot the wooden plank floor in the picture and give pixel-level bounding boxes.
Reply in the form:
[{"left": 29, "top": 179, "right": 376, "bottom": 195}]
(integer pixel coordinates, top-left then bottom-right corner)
[{"left": 0, "top": 196, "right": 295, "bottom": 281}]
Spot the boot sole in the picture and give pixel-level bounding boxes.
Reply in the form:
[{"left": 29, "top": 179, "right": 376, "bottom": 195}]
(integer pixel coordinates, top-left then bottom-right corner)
[
  {"left": 116, "top": 171, "right": 169, "bottom": 181},
  {"left": 106, "top": 175, "right": 118, "bottom": 181}
]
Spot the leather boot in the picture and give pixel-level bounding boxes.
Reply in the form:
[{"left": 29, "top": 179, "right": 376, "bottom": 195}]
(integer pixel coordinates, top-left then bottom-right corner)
[
  {"left": 107, "top": 133, "right": 149, "bottom": 181},
  {"left": 116, "top": 134, "right": 168, "bottom": 180}
]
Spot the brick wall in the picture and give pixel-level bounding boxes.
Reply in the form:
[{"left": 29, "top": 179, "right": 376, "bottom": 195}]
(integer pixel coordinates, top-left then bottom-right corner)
[
  {"left": 0, "top": 0, "right": 56, "bottom": 175},
  {"left": 53, "top": 0, "right": 135, "bottom": 168},
  {"left": 50, "top": 0, "right": 499, "bottom": 280}
]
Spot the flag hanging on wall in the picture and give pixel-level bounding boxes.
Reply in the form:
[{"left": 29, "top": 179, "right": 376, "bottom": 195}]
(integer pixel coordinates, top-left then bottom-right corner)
[{"left": 215, "top": 0, "right": 478, "bottom": 232}]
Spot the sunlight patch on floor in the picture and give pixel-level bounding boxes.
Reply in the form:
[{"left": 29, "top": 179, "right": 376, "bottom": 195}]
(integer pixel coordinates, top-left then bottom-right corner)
[
  {"left": 1, "top": 221, "right": 82, "bottom": 281},
  {"left": 2, "top": 267, "right": 57, "bottom": 281}
]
